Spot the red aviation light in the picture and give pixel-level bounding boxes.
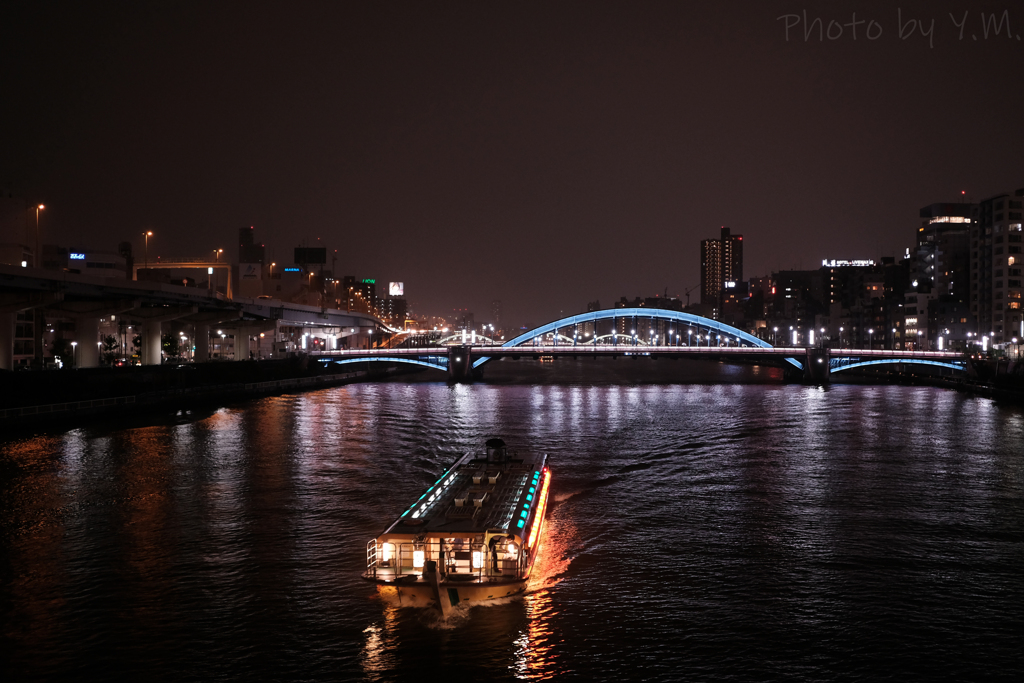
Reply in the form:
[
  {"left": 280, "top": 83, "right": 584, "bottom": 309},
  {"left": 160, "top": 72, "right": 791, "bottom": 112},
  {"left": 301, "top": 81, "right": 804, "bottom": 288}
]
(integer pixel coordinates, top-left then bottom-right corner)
[{"left": 527, "top": 468, "right": 551, "bottom": 549}]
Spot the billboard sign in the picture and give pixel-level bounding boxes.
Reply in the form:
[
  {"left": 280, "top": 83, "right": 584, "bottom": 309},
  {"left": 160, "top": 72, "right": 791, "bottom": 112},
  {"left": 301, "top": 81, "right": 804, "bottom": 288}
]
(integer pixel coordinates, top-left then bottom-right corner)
[
  {"left": 294, "top": 247, "right": 327, "bottom": 264},
  {"left": 389, "top": 282, "right": 404, "bottom": 296}
]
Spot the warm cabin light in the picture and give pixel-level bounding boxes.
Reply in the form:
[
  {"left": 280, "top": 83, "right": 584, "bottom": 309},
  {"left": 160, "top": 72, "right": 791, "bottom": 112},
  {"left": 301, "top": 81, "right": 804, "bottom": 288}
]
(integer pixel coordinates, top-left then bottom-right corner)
[
  {"left": 382, "top": 543, "right": 394, "bottom": 564},
  {"left": 472, "top": 551, "right": 482, "bottom": 569},
  {"left": 413, "top": 550, "right": 425, "bottom": 568},
  {"left": 527, "top": 468, "right": 551, "bottom": 549}
]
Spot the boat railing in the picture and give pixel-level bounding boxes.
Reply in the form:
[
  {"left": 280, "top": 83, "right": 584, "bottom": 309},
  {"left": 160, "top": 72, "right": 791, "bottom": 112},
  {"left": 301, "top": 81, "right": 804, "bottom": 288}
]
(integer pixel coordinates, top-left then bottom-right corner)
[{"left": 366, "top": 539, "right": 378, "bottom": 574}]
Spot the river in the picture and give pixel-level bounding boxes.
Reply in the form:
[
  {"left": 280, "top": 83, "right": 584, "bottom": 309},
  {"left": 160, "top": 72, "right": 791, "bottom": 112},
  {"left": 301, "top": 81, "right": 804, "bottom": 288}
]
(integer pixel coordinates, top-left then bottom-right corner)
[{"left": 2, "top": 361, "right": 1022, "bottom": 681}]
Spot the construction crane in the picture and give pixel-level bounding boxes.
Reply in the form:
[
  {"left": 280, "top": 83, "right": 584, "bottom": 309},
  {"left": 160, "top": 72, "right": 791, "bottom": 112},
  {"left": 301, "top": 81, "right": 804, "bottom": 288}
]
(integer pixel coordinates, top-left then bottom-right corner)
[{"left": 684, "top": 284, "right": 699, "bottom": 307}]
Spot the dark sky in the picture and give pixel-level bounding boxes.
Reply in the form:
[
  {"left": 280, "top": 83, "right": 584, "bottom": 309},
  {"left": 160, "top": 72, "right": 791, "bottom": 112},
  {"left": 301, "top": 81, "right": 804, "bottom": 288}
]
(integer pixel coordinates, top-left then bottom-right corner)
[{"left": 3, "top": 1, "right": 1023, "bottom": 327}]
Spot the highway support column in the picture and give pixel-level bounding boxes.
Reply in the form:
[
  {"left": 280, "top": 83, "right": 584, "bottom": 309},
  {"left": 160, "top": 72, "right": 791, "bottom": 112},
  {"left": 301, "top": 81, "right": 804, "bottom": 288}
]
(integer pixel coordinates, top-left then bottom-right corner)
[
  {"left": 186, "top": 311, "right": 242, "bottom": 363},
  {"left": 0, "top": 292, "right": 64, "bottom": 370},
  {"left": 132, "top": 306, "right": 199, "bottom": 366},
  {"left": 194, "top": 323, "right": 210, "bottom": 362},
  {"left": 56, "top": 300, "right": 138, "bottom": 368}
]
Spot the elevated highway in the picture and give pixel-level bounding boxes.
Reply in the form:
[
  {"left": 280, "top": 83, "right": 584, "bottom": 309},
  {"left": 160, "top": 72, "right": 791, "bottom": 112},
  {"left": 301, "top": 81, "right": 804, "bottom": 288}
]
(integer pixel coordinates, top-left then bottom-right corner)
[{"left": 0, "top": 263, "right": 382, "bottom": 369}]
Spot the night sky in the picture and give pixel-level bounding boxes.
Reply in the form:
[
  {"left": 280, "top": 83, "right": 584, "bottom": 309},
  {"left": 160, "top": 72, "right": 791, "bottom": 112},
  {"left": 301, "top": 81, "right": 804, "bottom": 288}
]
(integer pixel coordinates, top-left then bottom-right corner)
[{"left": 3, "top": 1, "right": 1023, "bottom": 327}]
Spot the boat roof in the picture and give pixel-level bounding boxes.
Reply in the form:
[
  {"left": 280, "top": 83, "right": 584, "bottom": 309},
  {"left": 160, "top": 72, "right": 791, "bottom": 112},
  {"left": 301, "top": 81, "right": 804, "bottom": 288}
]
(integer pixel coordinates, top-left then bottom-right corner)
[{"left": 381, "top": 445, "right": 548, "bottom": 539}]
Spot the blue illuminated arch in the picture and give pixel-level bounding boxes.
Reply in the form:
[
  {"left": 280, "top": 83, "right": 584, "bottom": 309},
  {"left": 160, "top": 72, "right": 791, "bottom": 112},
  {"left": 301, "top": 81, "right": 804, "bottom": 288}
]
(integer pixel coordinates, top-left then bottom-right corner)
[
  {"left": 322, "top": 357, "right": 449, "bottom": 372},
  {"left": 830, "top": 358, "right": 966, "bottom": 374},
  {"left": 475, "top": 308, "right": 804, "bottom": 370}
]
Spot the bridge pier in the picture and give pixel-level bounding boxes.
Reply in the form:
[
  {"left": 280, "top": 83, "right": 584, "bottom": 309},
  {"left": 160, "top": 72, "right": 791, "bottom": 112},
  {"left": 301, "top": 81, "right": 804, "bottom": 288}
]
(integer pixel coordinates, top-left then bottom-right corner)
[
  {"left": 448, "top": 346, "right": 473, "bottom": 383},
  {"left": 803, "top": 348, "right": 830, "bottom": 384}
]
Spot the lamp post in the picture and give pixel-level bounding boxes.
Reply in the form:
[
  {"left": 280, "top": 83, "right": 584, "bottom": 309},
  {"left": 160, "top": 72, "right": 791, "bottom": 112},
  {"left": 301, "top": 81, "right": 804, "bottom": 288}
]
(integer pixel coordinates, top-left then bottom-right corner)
[
  {"left": 35, "top": 204, "right": 45, "bottom": 268},
  {"left": 869, "top": 328, "right": 874, "bottom": 350},
  {"left": 71, "top": 341, "right": 77, "bottom": 368},
  {"left": 143, "top": 230, "right": 153, "bottom": 271}
]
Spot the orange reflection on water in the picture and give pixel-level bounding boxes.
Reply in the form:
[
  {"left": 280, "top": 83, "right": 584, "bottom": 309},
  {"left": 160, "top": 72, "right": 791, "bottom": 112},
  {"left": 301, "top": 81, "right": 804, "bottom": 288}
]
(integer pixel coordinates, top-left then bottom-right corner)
[
  {"left": 513, "top": 497, "right": 575, "bottom": 680},
  {"left": 361, "top": 601, "right": 401, "bottom": 678}
]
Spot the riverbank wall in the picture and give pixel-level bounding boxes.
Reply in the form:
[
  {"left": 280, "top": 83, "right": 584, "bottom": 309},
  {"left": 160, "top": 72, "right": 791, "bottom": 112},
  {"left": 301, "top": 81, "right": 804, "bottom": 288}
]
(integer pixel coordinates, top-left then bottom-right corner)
[{"left": 0, "top": 357, "right": 417, "bottom": 433}]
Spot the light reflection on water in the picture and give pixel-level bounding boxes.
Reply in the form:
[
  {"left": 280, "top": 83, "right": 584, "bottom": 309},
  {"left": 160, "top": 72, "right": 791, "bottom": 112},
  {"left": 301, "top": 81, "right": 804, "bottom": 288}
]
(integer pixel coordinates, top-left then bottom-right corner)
[{"left": 1, "top": 373, "right": 1023, "bottom": 681}]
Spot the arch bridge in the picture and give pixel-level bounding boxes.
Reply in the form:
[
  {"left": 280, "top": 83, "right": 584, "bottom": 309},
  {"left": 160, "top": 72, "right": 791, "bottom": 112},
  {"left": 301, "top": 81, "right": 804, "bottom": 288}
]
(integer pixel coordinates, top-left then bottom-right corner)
[{"left": 313, "top": 308, "right": 968, "bottom": 383}]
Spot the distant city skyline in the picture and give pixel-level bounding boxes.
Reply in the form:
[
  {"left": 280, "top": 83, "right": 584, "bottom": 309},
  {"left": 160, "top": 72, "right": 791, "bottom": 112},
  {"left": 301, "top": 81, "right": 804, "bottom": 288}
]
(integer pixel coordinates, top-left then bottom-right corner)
[{"left": 2, "top": 1, "right": 1022, "bottom": 325}]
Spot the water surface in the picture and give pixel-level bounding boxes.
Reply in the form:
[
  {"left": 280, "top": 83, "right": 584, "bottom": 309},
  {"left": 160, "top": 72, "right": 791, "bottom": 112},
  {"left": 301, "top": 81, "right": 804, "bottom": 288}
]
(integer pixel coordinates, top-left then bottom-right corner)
[{"left": 2, "top": 372, "right": 1022, "bottom": 681}]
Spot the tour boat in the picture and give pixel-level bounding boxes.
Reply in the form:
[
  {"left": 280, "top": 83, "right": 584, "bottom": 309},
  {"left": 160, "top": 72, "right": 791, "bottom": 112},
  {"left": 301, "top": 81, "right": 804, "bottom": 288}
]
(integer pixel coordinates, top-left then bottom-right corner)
[{"left": 363, "top": 438, "right": 551, "bottom": 615}]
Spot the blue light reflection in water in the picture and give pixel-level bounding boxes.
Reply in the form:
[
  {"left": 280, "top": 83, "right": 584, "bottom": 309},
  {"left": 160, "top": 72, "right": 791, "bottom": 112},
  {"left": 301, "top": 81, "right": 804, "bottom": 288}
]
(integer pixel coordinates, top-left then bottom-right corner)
[{"left": 1, "top": 376, "right": 1022, "bottom": 681}]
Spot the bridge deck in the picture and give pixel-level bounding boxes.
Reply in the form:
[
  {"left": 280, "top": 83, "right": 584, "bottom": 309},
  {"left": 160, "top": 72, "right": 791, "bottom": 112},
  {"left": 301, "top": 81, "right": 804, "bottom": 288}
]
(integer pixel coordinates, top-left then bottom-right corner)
[{"left": 315, "top": 345, "right": 965, "bottom": 362}]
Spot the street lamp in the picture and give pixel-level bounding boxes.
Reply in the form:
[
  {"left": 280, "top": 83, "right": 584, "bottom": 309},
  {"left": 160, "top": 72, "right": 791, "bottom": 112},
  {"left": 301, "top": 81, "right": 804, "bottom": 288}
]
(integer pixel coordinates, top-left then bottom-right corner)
[
  {"left": 869, "top": 328, "right": 874, "bottom": 349},
  {"left": 144, "top": 230, "right": 153, "bottom": 271},
  {"left": 773, "top": 326, "right": 778, "bottom": 345},
  {"left": 35, "top": 204, "right": 45, "bottom": 268},
  {"left": 71, "top": 341, "right": 77, "bottom": 367}
]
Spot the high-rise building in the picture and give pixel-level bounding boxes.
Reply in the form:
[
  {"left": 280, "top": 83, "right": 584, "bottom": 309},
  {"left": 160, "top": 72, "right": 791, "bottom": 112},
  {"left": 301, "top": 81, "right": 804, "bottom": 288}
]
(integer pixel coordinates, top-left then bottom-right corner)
[
  {"left": 700, "top": 226, "right": 743, "bottom": 316},
  {"left": 379, "top": 296, "right": 407, "bottom": 327},
  {"left": 342, "top": 276, "right": 377, "bottom": 314},
  {"left": 238, "top": 226, "right": 265, "bottom": 265},
  {"left": 722, "top": 226, "right": 743, "bottom": 285},
  {"left": 700, "top": 238, "right": 721, "bottom": 306},
  {"left": 915, "top": 203, "right": 972, "bottom": 301},
  {"left": 973, "top": 188, "right": 1024, "bottom": 343}
]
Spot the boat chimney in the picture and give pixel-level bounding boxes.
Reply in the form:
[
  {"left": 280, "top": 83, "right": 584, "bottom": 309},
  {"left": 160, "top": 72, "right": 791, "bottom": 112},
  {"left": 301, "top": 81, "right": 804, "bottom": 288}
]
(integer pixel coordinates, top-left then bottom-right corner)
[{"left": 485, "top": 437, "right": 507, "bottom": 463}]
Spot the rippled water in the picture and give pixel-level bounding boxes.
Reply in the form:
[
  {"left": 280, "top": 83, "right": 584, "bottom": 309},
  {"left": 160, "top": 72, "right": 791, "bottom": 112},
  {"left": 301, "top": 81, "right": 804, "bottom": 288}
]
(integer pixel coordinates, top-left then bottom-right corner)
[{"left": 2, "top": 367, "right": 1023, "bottom": 681}]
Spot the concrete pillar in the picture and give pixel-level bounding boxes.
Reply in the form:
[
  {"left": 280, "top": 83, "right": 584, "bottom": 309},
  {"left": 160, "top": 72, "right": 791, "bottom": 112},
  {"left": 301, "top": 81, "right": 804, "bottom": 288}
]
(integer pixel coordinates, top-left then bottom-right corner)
[
  {"left": 448, "top": 346, "right": 473, "bottom": 383},
  {"left": 77, "top": 316, "right": 100, "bottom": 368},
  {"left": 803, "top": 348, "right": 830, "bottom": 384},
  {"left": 235, "top": 326, "right": 249, "bottom": 361},
  {"left": 33, "top": 309, "right": 45, "bottom": 367},
  {"left": 195, "top": 323, "right": 210, "bottom": 362},
  {"left": 142, "top": 320, "right": 162, "bottom": 365},
  {"left": 0, "top": 311, "right": 14, "bottom": 371}
]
